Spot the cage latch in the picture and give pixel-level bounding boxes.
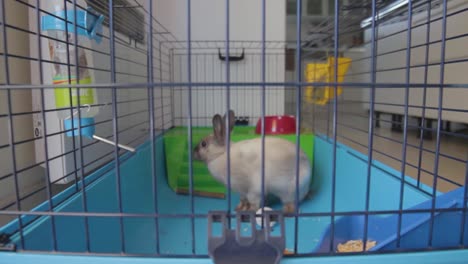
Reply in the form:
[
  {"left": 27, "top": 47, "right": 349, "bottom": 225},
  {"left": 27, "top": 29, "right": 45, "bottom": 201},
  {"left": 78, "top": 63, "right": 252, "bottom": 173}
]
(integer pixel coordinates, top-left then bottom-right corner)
[
  {"left": 208, "top": 210, "right": 285, "bottom": 264},
  {"left": 0, "top": 233, "right": 16, "bottom": 252}
]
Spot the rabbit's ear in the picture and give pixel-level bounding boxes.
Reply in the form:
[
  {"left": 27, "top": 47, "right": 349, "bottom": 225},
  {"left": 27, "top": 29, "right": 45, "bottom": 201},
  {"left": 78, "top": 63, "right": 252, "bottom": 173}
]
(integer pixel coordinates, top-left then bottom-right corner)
[
  {"left": 223, "top": 110, "right": 236, "bottom": 133},
  {"left": 213, "top": 114, "right": 225, "bottom": 145}
]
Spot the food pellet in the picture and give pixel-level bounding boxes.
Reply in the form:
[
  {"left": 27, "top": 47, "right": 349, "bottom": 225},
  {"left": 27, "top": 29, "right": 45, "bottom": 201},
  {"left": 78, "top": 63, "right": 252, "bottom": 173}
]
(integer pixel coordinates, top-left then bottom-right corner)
[{"left": 336, "top": 240, "right": 377, "bottom": 253}]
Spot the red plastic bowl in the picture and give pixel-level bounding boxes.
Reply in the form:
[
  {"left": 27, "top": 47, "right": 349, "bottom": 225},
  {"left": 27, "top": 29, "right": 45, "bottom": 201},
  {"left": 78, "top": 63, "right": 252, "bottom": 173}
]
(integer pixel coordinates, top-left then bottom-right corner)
[{"left": 255, "top": 115, "right": 296, "bottom": 135}]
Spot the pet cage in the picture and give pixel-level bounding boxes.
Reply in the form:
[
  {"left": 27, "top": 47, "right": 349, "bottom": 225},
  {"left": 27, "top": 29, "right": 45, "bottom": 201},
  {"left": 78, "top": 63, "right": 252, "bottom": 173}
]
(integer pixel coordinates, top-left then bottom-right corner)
[{"left": 0, "top": 0, "right": 468, "bottom": 263}]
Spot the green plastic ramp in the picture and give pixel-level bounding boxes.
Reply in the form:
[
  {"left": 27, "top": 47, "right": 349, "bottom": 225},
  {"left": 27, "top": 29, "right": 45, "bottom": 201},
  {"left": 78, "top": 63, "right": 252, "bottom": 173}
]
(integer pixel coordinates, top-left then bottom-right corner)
[{"left": 163, "top": 126, "right": 314, "bottom": 198}]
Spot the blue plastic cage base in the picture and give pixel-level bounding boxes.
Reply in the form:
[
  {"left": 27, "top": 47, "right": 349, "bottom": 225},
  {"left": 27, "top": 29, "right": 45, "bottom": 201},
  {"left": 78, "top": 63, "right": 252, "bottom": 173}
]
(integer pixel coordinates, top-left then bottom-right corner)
[
  {"left": 1, "top": 132, "right": 468, "bottom": 262},
  {"left": 2, "top": 249, "right": 468, "bottom": 264}
]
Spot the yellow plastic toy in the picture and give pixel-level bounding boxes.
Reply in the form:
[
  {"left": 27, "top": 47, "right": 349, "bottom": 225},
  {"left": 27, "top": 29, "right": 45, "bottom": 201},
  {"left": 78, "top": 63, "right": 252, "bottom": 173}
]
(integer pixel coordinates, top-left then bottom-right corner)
[{"left": 304, "top": 57, "right": 352, "bottom": 105}]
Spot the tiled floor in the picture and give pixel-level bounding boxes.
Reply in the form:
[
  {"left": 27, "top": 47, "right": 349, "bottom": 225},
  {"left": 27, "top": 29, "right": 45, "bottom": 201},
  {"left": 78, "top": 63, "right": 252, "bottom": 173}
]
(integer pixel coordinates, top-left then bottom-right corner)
[{"left": 303, "top": 105, "right": 468, "bottom": 193}]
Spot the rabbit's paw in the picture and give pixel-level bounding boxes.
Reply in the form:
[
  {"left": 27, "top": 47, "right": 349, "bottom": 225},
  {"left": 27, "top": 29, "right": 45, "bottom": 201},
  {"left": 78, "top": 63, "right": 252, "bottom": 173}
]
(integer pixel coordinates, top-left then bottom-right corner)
[
  {"left": 235, "top": 199, "right": 251, "bottom": 211},
  {"left": 283, "top": 203, "right": 296, "bottom": 214}
]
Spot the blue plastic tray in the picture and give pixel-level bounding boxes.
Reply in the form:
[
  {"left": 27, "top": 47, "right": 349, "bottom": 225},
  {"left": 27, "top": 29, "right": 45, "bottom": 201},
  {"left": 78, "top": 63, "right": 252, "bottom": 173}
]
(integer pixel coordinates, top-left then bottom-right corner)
[{"left": 1, "top": 133, "right": 467, "bottom": 263}]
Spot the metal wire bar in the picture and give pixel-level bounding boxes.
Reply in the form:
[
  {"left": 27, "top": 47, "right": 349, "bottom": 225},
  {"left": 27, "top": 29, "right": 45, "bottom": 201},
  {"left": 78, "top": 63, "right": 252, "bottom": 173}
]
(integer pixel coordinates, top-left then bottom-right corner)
[
  {"left": 363, "top": 0, "right": 378, "bottom": 252},
  {"left": 63, "top": 0, "right": 84, "bottom": 198},
  {"left": 36, "top": 0, "right": 57, "bottom": 251},
  {"left": 429, "top": 0, "right": 449, "bottom": 247},
  {"left": 173, "top": 52, "right": 287, "bottom": 56},
  {"left": 294, "top": 0, "right": 302, "bottom": 254},
  {"left": 5, "top": 81, "right": 468, "bottom": 90},
  {"left": 168, "top": 51, "right": 177, "bottom": 91},
  {"left": 70, "top": 0, "right": 91, "bottom": 252},
  {"left": 165, "top": 40, "right": 301, "bottom": 48},
  {"left": 259, "top": 0, "right": 266, "bottom": 229},
  {"left": 0, "top": 245, "right": 453, "bottom": 258},
  {"left": 186, "top": 0, "right": 195, "bottom": 255},
  {"left": 328, "top": 0, "right": 340, "bottom": 254},
  {"left": 108, "top": 0, "right": 126, "bottom": 253},
  {"left": 147, "top": 0, "right": 160, "bottom": 254},
  {"left": 158, "top": 42, "right": 165, "bottom": 132},
  {"left": 459, "top": 162, "right": 468, "bottom": 246},
  {"left": 2, "top": 206, "right": 468, "bottom": 218},
  {"left": 5, "top": 242, "right": 468, "bottom": 259},
  {"left": 396, "top": 0, "right": 413, "bottom": 248},
  {"left": 225, "top": 0, "right": 232, "bottom": 225}
]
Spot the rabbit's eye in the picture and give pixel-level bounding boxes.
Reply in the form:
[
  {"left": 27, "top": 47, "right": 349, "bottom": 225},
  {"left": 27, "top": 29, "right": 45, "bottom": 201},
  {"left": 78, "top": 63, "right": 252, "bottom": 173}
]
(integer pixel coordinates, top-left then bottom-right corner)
[{"left": 201, "top": 141, "right": 207, "bottom": 148}]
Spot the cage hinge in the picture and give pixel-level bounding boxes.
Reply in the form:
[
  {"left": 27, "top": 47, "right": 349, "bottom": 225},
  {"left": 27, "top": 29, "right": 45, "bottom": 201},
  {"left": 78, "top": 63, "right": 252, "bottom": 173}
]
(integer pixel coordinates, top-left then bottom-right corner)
[
  {"left": 208, "top": 210, "right": 285, "bottom": 264},
  {"left": 0, "top": 233, "right": 16, "bottom": 252}
]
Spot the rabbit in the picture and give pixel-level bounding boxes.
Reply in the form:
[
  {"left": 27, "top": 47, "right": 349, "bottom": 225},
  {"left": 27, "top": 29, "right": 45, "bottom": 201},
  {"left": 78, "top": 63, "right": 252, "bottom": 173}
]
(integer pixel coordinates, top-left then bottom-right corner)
[{"left": 193, "top": 110, "right": 311, "bottom": 213}]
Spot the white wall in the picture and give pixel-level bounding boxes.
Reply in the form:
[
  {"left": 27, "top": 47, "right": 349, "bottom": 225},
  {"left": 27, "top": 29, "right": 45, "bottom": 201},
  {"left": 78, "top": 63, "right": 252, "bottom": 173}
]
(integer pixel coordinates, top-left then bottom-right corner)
[
  {"left": 172, "top": 51, "right": 286, "bottom": 126},
  {"left": 155, "top": 0, "right": 285, "bottom": 42},
  {"left": 354, "top": 0, "right": 468, "bottom": 124},
  {"left": 155, "top": 0, "right": 286, "bottom": 126},
  {"left": 337, "top": 48, "right": 368, "bottom": 113}
]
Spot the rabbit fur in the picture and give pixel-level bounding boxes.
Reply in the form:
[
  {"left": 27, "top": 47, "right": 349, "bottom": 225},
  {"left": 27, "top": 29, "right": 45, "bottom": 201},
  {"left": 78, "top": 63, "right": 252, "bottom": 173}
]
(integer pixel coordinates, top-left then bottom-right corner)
[{"left": 193, "top": 110, "right": 311, "bottom": 213}]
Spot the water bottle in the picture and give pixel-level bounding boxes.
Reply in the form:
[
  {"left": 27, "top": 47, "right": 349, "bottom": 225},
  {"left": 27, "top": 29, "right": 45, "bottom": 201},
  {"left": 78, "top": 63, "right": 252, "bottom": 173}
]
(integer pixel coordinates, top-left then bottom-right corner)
[
  {"left": 41, "top": 3, "right": 103, "bottom": 138},
  {"left": 41, "top": 3, "right": 135, "bottom": 152}
]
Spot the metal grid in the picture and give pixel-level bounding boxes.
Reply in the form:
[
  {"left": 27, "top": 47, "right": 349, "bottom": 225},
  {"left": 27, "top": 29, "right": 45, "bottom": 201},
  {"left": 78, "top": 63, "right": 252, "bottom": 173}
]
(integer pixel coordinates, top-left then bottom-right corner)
[
  {"left": 0, "top": 0, "right": 176, "bottom": 230},
  {"left": 0, "top": 0, "right": 467, "bottom": 260},
  {"left": 306, "top": 0, "right": 468, "bottom": 193}
]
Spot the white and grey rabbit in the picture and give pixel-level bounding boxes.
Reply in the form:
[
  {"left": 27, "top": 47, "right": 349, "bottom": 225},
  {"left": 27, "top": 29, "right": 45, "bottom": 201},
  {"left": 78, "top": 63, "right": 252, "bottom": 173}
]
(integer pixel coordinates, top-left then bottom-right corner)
[{"left": 193, "top": 110, "right": 312, "bottom": 213}]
